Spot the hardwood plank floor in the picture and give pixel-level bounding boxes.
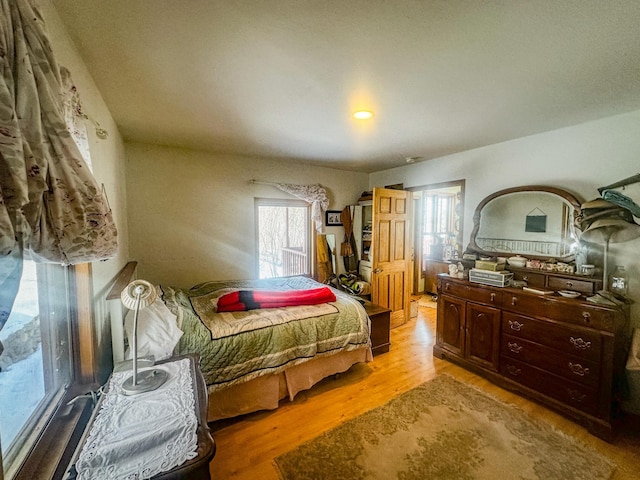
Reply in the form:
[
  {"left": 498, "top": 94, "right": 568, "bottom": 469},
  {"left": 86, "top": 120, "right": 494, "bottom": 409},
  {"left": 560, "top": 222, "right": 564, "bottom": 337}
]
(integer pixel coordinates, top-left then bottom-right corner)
[{"left": 209, "top": 302, "right": 640, "bottom": 479}]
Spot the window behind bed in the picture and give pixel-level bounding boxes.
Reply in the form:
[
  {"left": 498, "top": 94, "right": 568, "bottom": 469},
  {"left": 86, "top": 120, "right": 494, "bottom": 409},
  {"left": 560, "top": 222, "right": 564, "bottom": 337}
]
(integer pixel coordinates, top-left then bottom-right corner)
[{"left": 255, "top": 199, "right": 311, "bottom": 279}]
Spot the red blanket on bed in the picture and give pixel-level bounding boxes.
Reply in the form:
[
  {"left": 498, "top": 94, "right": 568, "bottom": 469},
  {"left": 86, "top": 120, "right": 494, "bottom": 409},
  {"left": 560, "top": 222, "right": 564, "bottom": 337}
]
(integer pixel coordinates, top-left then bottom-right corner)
[{"left": 216, "top": 287, "right": 337, "bottom": 312}]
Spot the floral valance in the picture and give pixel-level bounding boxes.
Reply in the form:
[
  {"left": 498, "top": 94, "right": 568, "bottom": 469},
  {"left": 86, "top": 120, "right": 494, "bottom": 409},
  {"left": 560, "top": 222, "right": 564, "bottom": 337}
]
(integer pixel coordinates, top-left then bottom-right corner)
[
  {"left": 275, "top": 183, "right": 330, "bottom": 232},
  {"left": 0, "top": 0, "right": 118, "bottom": 333}
]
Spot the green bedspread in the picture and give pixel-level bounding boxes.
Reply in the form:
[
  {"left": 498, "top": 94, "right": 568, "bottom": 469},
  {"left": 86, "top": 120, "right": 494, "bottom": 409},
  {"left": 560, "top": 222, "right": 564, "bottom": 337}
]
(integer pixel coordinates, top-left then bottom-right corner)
[{"left": 160, "top": 276, "right": 371, "bottom": 393}]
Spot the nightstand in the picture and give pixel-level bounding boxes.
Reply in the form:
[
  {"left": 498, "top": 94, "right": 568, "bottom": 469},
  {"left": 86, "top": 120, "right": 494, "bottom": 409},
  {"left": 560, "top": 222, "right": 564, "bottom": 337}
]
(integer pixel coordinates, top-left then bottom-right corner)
[
  {"left": 363, "top": 301, "right": 391, "bottom": 355},
  {"left": 67, "top": 354, "right": 215, "bottom": 479}
]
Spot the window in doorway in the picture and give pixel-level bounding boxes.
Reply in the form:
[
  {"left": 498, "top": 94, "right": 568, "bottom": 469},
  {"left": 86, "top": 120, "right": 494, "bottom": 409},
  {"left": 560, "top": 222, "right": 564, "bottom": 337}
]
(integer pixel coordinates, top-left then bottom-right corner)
[
  {"left": 423, "top": 192, "right": 459, "bottom": 260},
  {"left": 255, "top": 199, "right": 311, "bottom": 279},
  {"left": 409, "top": 180, "right": 465, "bottom": 295}
]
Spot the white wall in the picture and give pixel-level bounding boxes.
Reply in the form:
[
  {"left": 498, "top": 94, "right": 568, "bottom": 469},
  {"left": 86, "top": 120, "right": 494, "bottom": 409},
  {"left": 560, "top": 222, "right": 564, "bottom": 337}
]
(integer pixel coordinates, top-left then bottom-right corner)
[
  {"left": 125, "top": 143, "right": 369, "bottom": 288},
  {"left": 42, "top": 3, "right": 130, "bottom": 375},
  {"left": 371, "top": 110, "right": 640, "bottom": 326}
]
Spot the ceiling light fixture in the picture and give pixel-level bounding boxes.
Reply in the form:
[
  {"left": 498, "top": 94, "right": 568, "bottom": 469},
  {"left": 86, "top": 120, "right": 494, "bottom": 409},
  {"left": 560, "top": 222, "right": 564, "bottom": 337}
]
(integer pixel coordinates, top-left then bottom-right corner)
[{"left": 353, "top": 110, "right": 374, "bottom": 120}]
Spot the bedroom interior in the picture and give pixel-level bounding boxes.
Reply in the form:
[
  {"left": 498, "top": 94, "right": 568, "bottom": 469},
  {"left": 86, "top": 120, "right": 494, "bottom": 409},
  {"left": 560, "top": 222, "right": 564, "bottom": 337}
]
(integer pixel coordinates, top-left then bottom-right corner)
[{"left": 2, "top": 1, "right": 640, "bottom": 479}]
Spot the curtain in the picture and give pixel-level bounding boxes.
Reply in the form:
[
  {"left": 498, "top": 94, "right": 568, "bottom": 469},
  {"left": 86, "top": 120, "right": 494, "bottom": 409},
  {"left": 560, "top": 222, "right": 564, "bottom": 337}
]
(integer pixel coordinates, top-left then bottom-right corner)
[
  {"left": 0, "top": 0, "right": 118, "bottom": 335},
  {"left": 275, "top": 183, "right": 329, "bottom": 232}
]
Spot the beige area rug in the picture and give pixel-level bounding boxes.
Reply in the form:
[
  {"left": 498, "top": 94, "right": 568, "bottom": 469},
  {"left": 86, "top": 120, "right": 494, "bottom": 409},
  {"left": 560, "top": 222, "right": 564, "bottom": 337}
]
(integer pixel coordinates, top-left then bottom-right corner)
[
  {"left": 274, "top": 375, "right": 615, "bottom": 480},
  {"left": 417, "top": 294, "right": 437, "bottom": 308}
]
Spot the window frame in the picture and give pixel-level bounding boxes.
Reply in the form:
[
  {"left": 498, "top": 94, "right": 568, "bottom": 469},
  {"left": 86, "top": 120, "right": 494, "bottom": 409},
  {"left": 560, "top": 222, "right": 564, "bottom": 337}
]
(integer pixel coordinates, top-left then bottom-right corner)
[
  {"left": 6, "top": 263, "right": 99, "bottom": 480},
  {"left": 408, "top": 180, "right": 465, "bottom": 294},
  {"left": 254, "top": 198, "right": 313, "bottom": 279}
]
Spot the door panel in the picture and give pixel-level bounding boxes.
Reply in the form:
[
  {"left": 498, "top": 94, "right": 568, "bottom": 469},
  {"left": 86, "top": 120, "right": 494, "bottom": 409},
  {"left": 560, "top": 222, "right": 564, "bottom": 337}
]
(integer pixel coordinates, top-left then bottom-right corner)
[
  {"left": 376, "top": 220, "right": 391, "bottom": 263},
  {"left": 371, "top": 188, "right": 412, "bottom": 327},
  {"left": 394, "top": 221, "right": 406, "bottom": 259}
]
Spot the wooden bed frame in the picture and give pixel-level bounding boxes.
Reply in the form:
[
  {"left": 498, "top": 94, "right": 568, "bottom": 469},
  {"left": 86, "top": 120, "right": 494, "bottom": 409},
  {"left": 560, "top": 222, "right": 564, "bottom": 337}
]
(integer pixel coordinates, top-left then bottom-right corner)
[{"left": 106, "top": 262, "right": 372, "bottom": 421}]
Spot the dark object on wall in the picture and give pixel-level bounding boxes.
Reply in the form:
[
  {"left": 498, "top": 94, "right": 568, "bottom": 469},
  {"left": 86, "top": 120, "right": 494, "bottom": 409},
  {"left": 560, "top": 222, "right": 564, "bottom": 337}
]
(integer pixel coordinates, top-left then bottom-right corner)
[
  {"left": 358, "top": 191, "right": 373, "bottom": 202},
  {"left": 325, "top": 210, "right": 343, "bottom": 226},
  {"left": 525, "top": 215, "right": 547, "bottom": 232},
  {"left": 525, "top": 207, "right": 547, "bottom": 232},
  {"left": 340, "top": 207, "right": 358, "bottom": 272}
]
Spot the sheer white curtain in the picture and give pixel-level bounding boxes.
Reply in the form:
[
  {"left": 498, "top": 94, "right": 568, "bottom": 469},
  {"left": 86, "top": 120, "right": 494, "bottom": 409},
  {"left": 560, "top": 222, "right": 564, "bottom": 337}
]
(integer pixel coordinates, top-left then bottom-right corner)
[
  {"left": 275, "top": 183, "right": 329, "bottom": 233},
  {"left": 0, "top": 0, "right": 118, "bottom": 337}
]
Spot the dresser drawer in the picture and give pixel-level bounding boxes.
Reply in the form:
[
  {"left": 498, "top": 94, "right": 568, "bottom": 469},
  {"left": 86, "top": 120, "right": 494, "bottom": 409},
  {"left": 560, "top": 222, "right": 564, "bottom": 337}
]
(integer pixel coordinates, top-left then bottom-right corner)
[
  {"left": 440, "top": 279, "right": 503, "bottom": 307},
  {"left": 511, "top": 270, "right": 546, "bottom": 287},
  {"left": 503, "top": 293, "right": 615, "bottom": 331},
  {"left": 501, "top": 334, "right": 600, "bottom": 387},
  {"left": 502, "top": 312, "right": 602, "bottom": 362},
  {"left": 547, "top": 276, "right": 595, "bottom": 294},
  {"left": 500, "top": 356, "right": 598, "bottom": 415}
]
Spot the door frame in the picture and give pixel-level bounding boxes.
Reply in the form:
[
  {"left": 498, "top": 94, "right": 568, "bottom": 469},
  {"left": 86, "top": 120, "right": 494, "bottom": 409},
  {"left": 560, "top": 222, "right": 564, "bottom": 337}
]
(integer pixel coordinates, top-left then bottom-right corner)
[{"left": 407, "top": 179, "right": 465, "bottom": 295}]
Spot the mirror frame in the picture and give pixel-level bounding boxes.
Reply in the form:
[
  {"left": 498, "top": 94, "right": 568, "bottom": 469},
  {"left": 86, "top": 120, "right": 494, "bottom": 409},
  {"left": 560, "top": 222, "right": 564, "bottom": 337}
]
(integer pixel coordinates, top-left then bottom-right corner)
[{"left": 467, "top": 185, "right": 582, "bottom": 261}]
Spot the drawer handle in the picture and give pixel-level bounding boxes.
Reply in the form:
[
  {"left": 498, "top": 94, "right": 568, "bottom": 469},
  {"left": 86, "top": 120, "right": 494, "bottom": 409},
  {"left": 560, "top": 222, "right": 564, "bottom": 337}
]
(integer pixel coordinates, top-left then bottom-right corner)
[
  {"left": 568, "top": 362, "right": 590, "bottom": 377},
  {"left": 582, "top": 312, "right": 591, "bottom": 323},
  {"left": 522, "top": 275, "right": 529, "bottom": 281},
  {"left": 506, "top": 365, "right": 521, "bottom": 376},
  {"left": 490, "top": 292, "right": 496, "bottom": 302},
  {"left": 508, "top": 319, "right": 523, "bottom": 331},
  {"left": 511, "top": 297, "right": 517, "bottom": 306},
  {"left": 446, "top": 283, "right": 451, "bottom": 290},
  {"left": 567, "top": 388, "right": 586, "bottom": 403},
  {"left": 508, "top": 342, "right": 523, "bottom": 354},
  {"left": 566, "top": 281, "right": 573, "bottom": 288},
  {"left": 570, "top": 337, "right": 592, "bottom": 350}
]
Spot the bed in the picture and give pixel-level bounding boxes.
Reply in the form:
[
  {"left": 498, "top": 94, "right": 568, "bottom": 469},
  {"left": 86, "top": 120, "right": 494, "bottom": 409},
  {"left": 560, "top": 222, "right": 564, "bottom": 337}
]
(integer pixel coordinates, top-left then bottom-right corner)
[{"left": 108, "top": 267, "right": 372, "bottom": 421}]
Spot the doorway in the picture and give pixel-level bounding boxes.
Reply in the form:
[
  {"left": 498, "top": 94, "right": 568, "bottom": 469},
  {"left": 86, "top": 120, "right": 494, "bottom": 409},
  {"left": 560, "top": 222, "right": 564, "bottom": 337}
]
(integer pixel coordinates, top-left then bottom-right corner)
[{"left": 409, "top": 180, "right": 465, "bottom": 295}]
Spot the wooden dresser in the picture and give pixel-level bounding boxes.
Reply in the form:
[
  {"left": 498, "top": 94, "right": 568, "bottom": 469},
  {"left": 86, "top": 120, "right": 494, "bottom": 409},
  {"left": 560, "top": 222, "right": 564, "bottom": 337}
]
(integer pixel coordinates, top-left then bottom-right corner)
[{"left": 434, "top": 274, "right": 630, "bottom": 440}]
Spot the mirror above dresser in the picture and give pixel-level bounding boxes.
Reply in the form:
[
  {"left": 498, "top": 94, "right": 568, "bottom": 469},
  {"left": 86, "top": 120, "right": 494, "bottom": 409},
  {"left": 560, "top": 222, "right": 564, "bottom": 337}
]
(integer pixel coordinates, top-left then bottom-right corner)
[
  {"left": 465, "top": 185, "right": 607, "bottom": 297},
  {"left": 468, "top": 185, "right": 582, "bottom": 261}
]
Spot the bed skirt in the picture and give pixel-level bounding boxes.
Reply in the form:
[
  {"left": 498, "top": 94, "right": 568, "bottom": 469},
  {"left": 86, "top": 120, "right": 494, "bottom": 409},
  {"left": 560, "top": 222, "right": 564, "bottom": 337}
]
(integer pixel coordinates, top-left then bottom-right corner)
[{"left": 207, "top": 347, "right": 372, "bottom": 421}]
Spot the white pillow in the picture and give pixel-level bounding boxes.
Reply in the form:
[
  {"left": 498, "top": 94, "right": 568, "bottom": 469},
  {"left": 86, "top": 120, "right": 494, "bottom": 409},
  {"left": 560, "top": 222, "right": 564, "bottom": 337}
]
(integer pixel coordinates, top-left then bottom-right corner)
[{"left": 124, "top": 298, "right": 183, "bottom": 361}]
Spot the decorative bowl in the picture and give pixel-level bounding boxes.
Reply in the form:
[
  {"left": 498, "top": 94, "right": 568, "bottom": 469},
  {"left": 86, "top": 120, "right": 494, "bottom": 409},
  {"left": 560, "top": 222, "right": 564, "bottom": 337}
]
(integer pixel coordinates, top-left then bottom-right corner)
[
  {"left": 507, "top": 256, "right": 527, "bottom": 268},
  {"left": 558, "top": 290, "right": 581, "bottom": 299}
]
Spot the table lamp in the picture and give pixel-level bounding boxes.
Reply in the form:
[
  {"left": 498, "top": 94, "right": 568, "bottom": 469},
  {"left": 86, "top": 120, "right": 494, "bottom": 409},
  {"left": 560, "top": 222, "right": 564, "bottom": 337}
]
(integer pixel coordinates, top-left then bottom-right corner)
[
  {"left": 120, "top": 280, "right": 168, "bottom": 394},
  {"left": 579, "top": 203, "right": 640, "bottom": 305}
]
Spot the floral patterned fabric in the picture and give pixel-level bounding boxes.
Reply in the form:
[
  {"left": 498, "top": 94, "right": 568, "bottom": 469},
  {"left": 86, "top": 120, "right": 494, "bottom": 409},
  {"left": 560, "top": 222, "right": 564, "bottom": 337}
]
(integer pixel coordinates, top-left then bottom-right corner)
[
  {"left": 0, "top": 0, "right": 118, "bottom": 333},
  {"left": 276, "top": 183, "right": 329, "bottom": 232}
]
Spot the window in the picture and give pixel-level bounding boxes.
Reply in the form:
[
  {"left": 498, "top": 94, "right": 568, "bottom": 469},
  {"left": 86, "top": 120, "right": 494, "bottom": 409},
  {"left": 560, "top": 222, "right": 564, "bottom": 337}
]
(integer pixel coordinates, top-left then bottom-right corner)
[
  {"left": 256, "top": 199, "right": 311, "bottom": 279},
  {"left": 422, "top": 192, "right": 457, "bottom": 260},
  {"left": 0, "top": 261, "right": 73, "bottom": 479},
  {"left": 409, "top": 180, "right": 465, "bottom": 294}
]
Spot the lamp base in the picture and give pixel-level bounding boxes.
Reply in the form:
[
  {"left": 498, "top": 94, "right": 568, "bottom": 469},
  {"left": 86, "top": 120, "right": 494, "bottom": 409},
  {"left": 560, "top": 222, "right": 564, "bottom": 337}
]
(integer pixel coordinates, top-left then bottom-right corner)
[
  {"left": 122, "top": 368, "right": 168, "bottom": 395},
  {"left": 113, "top": 356, "right": 155, "bottom": 373},
  {"left": 586, "top": 290, "right": 625, "bottom": 306}
]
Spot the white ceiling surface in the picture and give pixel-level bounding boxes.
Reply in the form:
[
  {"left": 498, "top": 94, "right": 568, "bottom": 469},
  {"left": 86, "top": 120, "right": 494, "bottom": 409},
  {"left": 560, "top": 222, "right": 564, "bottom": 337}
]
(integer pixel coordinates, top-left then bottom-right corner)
[{"left": 53, "top": 0, "right": 640, "bottom": 173}]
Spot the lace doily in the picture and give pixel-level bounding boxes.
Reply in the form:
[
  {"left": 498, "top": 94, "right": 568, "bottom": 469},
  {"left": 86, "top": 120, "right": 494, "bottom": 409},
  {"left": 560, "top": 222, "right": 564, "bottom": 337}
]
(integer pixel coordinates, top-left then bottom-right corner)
[{"left": 76, "top": 358, "right": 198, "bottom": 479}]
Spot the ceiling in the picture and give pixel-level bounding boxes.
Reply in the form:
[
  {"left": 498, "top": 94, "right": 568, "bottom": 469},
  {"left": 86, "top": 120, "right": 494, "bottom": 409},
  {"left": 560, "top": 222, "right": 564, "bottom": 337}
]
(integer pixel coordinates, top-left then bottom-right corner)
[{"left": 52, "top": 0, "right": 640, "bottom": 173}]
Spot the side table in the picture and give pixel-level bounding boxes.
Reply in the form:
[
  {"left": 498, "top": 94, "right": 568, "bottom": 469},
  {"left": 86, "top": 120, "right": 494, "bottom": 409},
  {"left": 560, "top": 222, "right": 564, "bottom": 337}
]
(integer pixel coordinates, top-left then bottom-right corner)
[
  {"left": 67, "top": 354, "right": 215, "bottom": 480},
  {"left": 363, "top": 301, "right": 391, "bottom": 355}
]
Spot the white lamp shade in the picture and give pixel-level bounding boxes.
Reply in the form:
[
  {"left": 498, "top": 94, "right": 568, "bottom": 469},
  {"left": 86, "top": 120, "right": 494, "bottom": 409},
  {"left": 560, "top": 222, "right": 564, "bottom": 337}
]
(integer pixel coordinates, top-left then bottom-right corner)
[
  {"left": 121, "top": 279, "right": 157, "bottom": 310},
  {"left": 581, "top": 217, "right": 640, "bottom": 244}
]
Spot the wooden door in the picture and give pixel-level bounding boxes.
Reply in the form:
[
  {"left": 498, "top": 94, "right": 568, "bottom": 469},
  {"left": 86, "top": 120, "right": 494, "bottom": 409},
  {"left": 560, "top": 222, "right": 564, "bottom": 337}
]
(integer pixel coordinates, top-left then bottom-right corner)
[
  {"left": 371, "top": 187, "right": 412, "bottom": 327},
  {"left": 465, "top": 302, "right": 501, "bottom": 372}
]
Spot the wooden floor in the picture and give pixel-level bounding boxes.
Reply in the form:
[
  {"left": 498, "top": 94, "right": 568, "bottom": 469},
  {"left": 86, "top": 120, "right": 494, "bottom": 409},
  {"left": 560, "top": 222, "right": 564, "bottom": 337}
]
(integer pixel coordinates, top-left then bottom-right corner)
[{"left": 208, "top": 302, "right": 640, "bottom": 479}]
